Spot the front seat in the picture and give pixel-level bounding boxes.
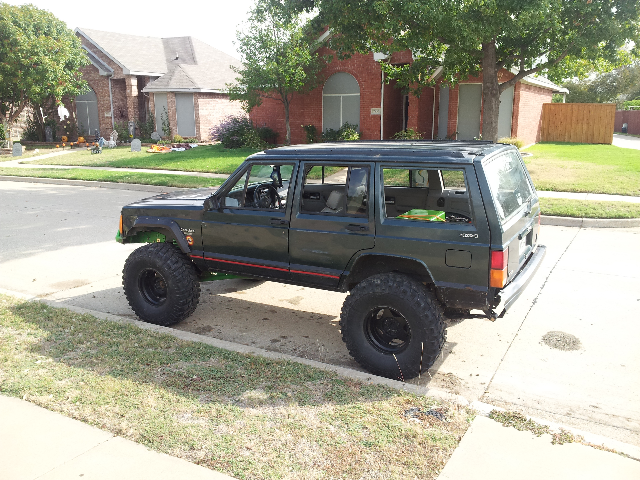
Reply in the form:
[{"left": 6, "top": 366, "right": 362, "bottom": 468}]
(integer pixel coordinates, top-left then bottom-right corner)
[{"left": 321, "top": 190, "right": 345, "bottom": 214}]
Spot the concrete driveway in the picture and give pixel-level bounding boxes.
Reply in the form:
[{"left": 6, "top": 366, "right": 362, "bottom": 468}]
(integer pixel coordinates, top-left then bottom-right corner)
[{"left": 1, "top": 179, "right": 638, "bottom": 447}]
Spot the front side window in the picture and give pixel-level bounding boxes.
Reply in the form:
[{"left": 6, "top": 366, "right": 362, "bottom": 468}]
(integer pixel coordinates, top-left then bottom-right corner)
[
  {"left": 300, "top": 165, "right": 368, "bottom": 217},
  {"left": 382, "top": 167, "right": 472, "bottom": 223},
  {"left": 483, "top": 151, "right": 534, "bottom": 222},
  {"left": 223, "top": 163, "right": 294, "bottom": 210}
]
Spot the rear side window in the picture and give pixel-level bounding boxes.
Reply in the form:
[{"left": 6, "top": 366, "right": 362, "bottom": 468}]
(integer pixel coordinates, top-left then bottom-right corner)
[
  {"left": 484, "top": 151, "right": 534, "bottom": 222},
  {"left": 300, "top": 165, "right": 369, "bottom": 216}
]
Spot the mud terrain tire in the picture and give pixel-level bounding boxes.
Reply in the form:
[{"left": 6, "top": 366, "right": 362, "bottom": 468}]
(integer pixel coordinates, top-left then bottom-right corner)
[
  {"left": 340, "top": 273, "right": 446, "bottom": 380},
  {"left": 123, "top": 243, "right": 200, "bottom": 326}
]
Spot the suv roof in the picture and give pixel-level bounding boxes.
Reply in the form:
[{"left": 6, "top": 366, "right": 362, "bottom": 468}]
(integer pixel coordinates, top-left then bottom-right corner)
[{"left": 248, "top": 140, "right": 511, "bottom": 164}]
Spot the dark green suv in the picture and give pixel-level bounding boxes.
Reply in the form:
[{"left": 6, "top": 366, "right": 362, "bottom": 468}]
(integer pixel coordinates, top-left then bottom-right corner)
[{"left": 117, "top": 141, "right": 546, "bottom": 380}]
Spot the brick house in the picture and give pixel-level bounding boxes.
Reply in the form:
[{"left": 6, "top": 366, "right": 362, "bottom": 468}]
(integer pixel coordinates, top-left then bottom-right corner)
[
  {"left": 70, "top": 28, "right": 243, "bottom": 140},
  {"left": 250, "top": 47, "right": 567, "bottom": 146}
]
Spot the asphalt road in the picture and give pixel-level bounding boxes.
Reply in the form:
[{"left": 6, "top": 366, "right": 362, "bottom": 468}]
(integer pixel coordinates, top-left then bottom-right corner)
[{"left": 1, "top": 179, "right": 639, "bottom": 447}]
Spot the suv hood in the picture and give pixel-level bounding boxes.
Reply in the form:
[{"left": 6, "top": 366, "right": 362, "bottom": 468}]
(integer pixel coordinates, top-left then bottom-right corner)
[{"left": 125, "top": 188, "right": 218, "bottom": 209}]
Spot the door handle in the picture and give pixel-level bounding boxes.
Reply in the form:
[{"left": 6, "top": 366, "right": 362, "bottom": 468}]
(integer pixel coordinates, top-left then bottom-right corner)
[
  {"left": 346, "top": 224, "right": 368, "bottom": 231},
  {"left": 270, "top": 218, "right": 289, "bottom": 226}
]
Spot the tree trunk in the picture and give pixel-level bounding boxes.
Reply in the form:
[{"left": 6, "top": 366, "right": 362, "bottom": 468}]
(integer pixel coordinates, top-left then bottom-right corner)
[
  {"left": 481, "top": 41, "right": 500, "bottom": 143},
  {"left": 284, "top": 96, "right": 291, "bottom": 145}
]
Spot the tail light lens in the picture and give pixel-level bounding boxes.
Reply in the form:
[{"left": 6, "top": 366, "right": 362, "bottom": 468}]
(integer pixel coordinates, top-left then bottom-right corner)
[
  {"left": 490, "top": 249, "right": 508, "bottom": 288},
  {"left": 119, "top": 215, "right": 123, "bottom": 235}
]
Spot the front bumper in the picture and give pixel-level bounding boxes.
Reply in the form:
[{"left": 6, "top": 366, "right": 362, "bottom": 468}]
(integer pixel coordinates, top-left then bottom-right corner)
[{"left": 491, "top": 244, "right": 547, "bottom": 318}]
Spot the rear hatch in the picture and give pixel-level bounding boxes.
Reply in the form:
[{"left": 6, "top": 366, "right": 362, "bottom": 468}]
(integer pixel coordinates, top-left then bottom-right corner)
[{"left": 482, "top": 149, "right": 540, "bottom": 284}]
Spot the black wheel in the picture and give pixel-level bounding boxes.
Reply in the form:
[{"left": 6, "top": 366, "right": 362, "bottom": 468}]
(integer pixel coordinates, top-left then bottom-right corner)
[
  {"left": 253, "top": 183, "right": 281, "bottom": 209},
  {"left": 122, "top": 243, "right": 201, "bottom": 326},
  {"left": 340, "top": 273, "right": 446, "bottom": 380}
]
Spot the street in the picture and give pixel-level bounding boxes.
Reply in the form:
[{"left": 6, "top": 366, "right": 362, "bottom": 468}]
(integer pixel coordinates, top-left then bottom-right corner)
[{"left": 1, "top": 179, "right": 639, "bottom": 447}]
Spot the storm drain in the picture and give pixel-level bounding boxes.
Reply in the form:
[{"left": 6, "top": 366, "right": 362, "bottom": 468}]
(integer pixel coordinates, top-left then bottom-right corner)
[{"left": 541, "top": 331, "right": 581, "bottom": 351}]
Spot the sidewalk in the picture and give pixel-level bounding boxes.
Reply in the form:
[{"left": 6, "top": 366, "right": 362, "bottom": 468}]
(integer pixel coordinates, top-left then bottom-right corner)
[
  {"left": 0, "top": 394, "right": 234, "bottom": 480},
  {"left": 3, "top": 393, "right": 639, "bottom": 480}
]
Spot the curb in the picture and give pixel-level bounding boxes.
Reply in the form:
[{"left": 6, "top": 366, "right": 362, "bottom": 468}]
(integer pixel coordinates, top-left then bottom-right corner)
[
  {"left": 542, "top": 215, "right": 640, "bottom": 228},
  {"left": 0, "top": 175, "right": 184, "bottom": 192},
  {"left": 2, "top": 287, "right": 639, "bottom": 460}
]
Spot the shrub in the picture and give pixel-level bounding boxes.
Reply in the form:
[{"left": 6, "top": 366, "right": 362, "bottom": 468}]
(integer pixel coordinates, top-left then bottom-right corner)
[
  {"left": 256, "top": 126, "right": 278, "bottom": 144},
  {"left": 498, "top": 137, "right": 525, "bottom": 149},
  {"left": 210, "top": 115, "right": 253, "bottom": 148},
  {"left": 302, "top": 124, "right": 318, "bottom": 143},
  {"left": 172, "top": 134, "right": 184, "bottom": 143},
  {"left": 160, "top": 107, "right": 171, "bottom": 138},
  {"left": 392, "top": 128, "right": 422, "bottom": 140},
  {"left": 242, "top": 128, "right": 270, "bottom": 150},
  {"left": 622, "top": 99, "right": 640, "bottom": 111},
  {"left": 136, "top": 117, "right": 155, "bottom": 139},
  {"left": 113, "top": 121, "right": 130, "bottom": 143},
  {"left": 322, "top": 122, "right": 360, "bottom": 142},
  {"left": 21, "top": 115, "right": 40, "bottom": 141}
]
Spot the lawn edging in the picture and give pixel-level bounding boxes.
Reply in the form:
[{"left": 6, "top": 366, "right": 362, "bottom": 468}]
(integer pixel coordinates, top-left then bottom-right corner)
[{"left": 541, "top": 215, "right": 640, "bottom": 228}]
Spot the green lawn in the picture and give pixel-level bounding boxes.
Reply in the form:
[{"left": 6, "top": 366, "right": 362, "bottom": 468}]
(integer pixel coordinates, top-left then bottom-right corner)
[
  {"left": 0, "top": 295, "right": 472, "bottom": 480},
  {"left": 524, "top": 143, "right": 640, "bottom": 196},
  {"left": 539, "top": 198, "right": 640, "bottom": 219},
  {"left": 0, "top": 168, "right": 226, "bottom": 189},
  {"left": 1, "top": 146, "right": 59, "bottom": 161},
  {"left": 26, "top": 144, "right": 259, "bottom": 174}
]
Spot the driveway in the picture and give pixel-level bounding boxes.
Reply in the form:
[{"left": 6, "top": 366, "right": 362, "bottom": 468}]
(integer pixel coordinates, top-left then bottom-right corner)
[
  {"left": 1, "top": 179, "right": 638, "bottom": 447},
  {"left": 613, "top": 133, "right": 640, "bottom": 150}
]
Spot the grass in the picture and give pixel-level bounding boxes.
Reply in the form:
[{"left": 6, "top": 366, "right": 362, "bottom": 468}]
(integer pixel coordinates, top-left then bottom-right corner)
[
  {"left": 0, "top": 146, "right": 59, "bottom": 161},
  {"left": 539, "top": 198, "right": 640, "bottom": 219},
  {"left": 524, "top": 143, "right": 640, "bottom": 197},
  {"left": 0, "top": 168, "right": 226, "bottom": 189},
  {"left": 488, "top": 410, "right": 627, "bottom": 457},
  {"left": 25, "top": 144, "right": 258, "bottom": 174},
  {"left": 0, "top": 294, "right": 473, "bottom": 480}
]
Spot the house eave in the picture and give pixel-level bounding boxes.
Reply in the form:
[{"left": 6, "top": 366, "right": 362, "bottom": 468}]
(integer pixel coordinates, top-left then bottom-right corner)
[
  {"left": 75, "top": 28, "right": 127, "bottom": 72},
  {"left": 128, "top": 71, "right": 166, "bottom": 77},
  {"left": 142, "top": 87, "right": 228, "bottom": 94}
]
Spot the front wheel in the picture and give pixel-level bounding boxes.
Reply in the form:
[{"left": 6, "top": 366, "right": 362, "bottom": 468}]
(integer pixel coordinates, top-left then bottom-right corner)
[
  {"left": 340, "top": 273, "right": 445, "bottom": 380},
  {"left": 122, "top": 243, "right": 201, "bottom": 326}
]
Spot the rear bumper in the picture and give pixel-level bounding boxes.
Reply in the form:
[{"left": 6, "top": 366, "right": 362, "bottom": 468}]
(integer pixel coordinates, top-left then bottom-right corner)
[{"left": 493, "top": 244, "right": 547, "bottom": 317}]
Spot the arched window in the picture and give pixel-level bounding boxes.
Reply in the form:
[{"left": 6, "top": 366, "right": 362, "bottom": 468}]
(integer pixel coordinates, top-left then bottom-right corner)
[
  {"left": 323, "top": 72, "right": 360, "bottom": 132},
  {"left": 75, "top": 88, "right": 100, "bottom": 136}
]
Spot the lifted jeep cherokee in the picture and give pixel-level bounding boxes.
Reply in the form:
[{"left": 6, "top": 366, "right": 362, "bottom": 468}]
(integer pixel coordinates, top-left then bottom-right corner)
[{"left": 117, "top": 141, "right": 546, "bottom": 380}]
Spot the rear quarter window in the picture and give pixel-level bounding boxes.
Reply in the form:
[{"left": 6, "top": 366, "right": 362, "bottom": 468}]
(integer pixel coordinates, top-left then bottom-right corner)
[{"left": 484, "top": 151, "right": 534, "bottom": 222}]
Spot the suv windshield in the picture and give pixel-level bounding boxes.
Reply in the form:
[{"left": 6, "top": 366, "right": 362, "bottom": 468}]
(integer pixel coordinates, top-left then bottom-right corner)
[{"left": 484, "top": 151, "right": 534, "bottom": 222}]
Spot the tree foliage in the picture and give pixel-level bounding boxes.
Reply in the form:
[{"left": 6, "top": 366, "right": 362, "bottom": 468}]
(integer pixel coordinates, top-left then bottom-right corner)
[
  {"left": 228, "top": 0, "right": 325, "bottom": 144},
  {"left": 0, "top": 3, "right": 89, "bottom": 141},
  {"left": 298, "top": 0, "right": 640, "bottom": 141},
  {"left": 563, "top": 62, "right": 640, "bottom": 105}
]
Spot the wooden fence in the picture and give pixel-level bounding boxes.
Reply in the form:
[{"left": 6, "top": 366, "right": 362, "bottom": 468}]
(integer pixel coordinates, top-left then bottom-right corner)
[{"left": 540, "top": 103, "right": 615, "bottom": 144}]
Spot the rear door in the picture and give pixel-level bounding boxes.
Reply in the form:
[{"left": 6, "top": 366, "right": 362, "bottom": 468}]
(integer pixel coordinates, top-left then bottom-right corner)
[
  {"left": 289, "top": 162, "right": 375, "bottom": 287},
  {"left": 479, "top": 150, "right": 540, "bottom": 281}
]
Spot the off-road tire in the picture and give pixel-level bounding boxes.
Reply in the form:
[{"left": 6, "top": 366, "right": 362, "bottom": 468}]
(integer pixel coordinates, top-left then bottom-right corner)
[
  {"left": 340, "top": 273, "right": 446, "bottom": 380},
  {"left": 122, "top": 243, "right": 201, "bottom": 326}
]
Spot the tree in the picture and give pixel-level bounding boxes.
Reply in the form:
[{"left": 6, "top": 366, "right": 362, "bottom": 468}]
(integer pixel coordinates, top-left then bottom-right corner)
[
  {"left": 300, "top": 0, "right": 640, "bottom": 142},
  {"left": 0, "top": 3, "right": 88, "bottom": 145},
  {"left": 228, "top": 0, "right": 325, "bottom": 144},
  {"left": 563, "top": 61, "right": 640, "bottom": 105}
]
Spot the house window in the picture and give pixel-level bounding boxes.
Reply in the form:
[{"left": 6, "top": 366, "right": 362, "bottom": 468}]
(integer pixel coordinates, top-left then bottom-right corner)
[
  {"left": 75, "top": 87, "right": 100, "bottom": 137},
  {"left": 322, "top": 72, "right": 360, "bottom": 132}
]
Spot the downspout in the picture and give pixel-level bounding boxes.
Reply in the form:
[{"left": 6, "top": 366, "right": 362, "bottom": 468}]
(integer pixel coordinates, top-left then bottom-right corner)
[
  {"left": 380, "top": 70, "right": 385, "bottom": 140},
  {"left": 108, "top": 76, "right": 115, "bottom": 132}
]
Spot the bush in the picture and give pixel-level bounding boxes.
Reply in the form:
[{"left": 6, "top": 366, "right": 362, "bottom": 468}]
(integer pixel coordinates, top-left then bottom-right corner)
[
  {"left": 622, "top": 99, "right": 640, "bottom": 111},
  {"left": 256, "top": 126, "right": 278, "bottom": 144},
  {"left": 160, "top": 107, "right": 171, "bottom": 138},
  {"left": 302, "top": 124, "right": 318, "bottom": 143},
  {"left": 113, "top": 121, "right": 130, "bottom": 143},
  {"left": 210, "top": 115, "right": 253, "bottom": 148},
  {"left": 498, "top": 137, "right": 525, "bottom": 149},
  {"left": 322, "top": 122, "right": 360, "bottom": 142},
  {"left": 136, "top": 117, "right": 155, "bottom": 139},
  {"left": 392, "top": 128, "right": 422, "bottom": 140},
  {"left": 172, "top": 134, "right": 184, "bottom": 143},
  {"left": 21, "top": 115, "right": 40, "bottom": 141}
]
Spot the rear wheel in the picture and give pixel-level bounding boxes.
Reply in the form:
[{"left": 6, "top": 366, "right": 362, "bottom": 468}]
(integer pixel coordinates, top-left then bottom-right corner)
[
  {"left": 340, "top": 273, "right": 446, "bottom": 380},
  {"left": 123, "top": 243, "right": 200, "bottom": 326}
]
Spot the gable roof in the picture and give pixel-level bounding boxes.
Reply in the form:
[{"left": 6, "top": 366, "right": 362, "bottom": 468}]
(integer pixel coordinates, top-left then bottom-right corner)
[{"left": 75, "top": 28, "right": 241, "bottom": 92}]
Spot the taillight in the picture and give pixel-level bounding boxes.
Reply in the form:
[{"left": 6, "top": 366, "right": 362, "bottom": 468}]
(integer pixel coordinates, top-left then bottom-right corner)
[
  {"left": 119, "top": 215, "right": 123, "bottom": 235},
  {"left": 490, "top": 249, "right": 508, "bottom": 288}
]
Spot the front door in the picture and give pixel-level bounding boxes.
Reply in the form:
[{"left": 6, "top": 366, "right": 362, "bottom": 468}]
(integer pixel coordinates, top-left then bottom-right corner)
[
  {"left": 289, "top": 162, "right": 375, "bottom": 287},
  {"left": 201, "top": 162, "right": 297, "bottom": 280}
]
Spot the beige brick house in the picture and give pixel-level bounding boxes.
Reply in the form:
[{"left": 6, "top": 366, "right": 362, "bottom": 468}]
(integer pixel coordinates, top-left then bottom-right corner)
[{"left": 71, "top": 28, "right": 243, "bottom": 140}]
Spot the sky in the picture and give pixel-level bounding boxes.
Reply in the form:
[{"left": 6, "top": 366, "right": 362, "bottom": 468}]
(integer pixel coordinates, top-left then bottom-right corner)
[{"left": 5, "top": 0, "right": 256, "bottom": 59}]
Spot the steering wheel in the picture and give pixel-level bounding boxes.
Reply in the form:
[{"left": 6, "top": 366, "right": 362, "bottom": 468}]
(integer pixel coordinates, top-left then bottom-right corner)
[{"left": 253, "top": 183, "right": 281, "bottom": 209}]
